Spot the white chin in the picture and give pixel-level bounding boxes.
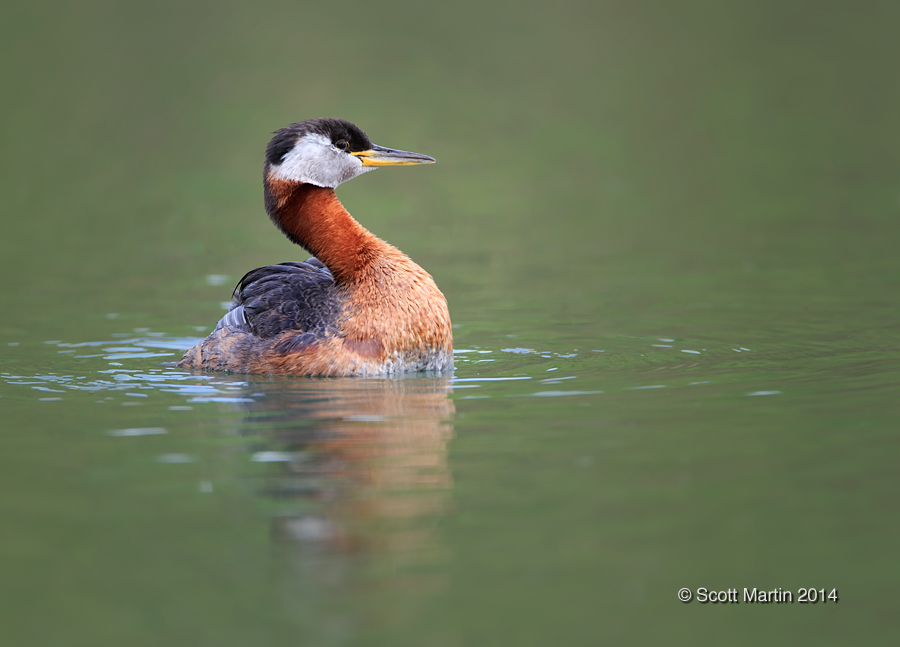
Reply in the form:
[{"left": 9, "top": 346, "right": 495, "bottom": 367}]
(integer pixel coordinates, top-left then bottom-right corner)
[{"left": 270, "top": 133, "right": 374, "bottom": 187}]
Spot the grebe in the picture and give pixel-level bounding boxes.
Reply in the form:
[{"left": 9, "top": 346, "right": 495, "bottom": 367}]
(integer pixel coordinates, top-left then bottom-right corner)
[{"left": 177, "top": 118, "right": 452, "bottom": 376}]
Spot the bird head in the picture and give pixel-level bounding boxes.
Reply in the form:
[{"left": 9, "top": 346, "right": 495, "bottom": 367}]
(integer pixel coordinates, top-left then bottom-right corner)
[{"left": 265, "top": 118, "right": 435, "bottom": 188}]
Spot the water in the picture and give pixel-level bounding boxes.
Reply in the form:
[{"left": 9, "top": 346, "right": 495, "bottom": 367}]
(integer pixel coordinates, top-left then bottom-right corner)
[{"left": 2, "top": 1, "right": 899, "bottom": 644}]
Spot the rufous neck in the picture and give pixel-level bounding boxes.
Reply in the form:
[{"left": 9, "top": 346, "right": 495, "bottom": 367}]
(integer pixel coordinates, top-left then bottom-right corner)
[{"left": 264, "top": 177, "right": 379, "bottom": 282}]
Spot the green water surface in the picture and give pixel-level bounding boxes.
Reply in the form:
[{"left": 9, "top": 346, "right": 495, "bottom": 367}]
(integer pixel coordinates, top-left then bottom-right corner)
[{"left": 1, "top": 1, "right": 898, "bottom": 645}]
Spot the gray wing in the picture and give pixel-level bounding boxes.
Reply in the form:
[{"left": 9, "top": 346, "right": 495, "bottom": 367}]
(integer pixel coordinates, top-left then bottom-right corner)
[{"left": 214, "top": 258, "right": 343, "bottom": 346}]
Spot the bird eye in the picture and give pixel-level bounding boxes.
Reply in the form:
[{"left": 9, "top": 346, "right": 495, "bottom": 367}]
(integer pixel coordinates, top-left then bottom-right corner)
[{"left": 335, "top": 139, "right": 349, "bottom": 150}]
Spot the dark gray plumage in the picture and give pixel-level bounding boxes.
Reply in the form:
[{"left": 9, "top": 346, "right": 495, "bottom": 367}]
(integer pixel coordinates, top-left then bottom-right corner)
[{"left": 215, "top": 258, "right": 344, "bottom": 342}]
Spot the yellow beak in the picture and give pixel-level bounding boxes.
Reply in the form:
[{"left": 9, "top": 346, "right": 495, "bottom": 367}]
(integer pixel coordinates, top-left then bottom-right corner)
[{"left": 351, "top": 144, "right": 436, "bottom": 167}]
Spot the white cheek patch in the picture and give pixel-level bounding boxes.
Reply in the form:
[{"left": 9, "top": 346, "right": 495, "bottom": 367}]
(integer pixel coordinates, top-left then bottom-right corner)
[{"left": 270, "top": 133, "right": 376, "bottom": 187}]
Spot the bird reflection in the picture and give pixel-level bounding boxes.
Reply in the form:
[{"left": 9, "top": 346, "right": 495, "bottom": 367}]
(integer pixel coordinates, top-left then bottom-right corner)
[{"left": 235, "top": 376, "right": 455, "bottom": 565}]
